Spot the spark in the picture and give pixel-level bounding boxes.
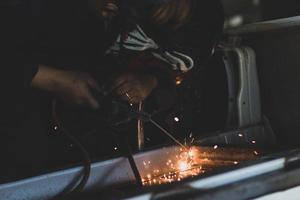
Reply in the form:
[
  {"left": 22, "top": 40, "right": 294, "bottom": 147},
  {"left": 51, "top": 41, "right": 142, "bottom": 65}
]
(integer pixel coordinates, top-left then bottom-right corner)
[
  {"left": 252, "top": 140, "right": 257, "bottom": 144},
  {"left": 254, "top": 151, "right": 259, "bottom": 155},
  {"left": 188, "top": 150, "right": 195, "bottom": 157},
  {"left": 178, "top": 161, "right": 190, "bottom": 171},
  {"left": 238, "top": 133, "right": 243, "bottom": 137},
  {"left": 174, "top": 117, "right": 180, "bottom": 122},
  {"left": 141, "top": 146, "right": 258, "bottom": 187},
  {"left": 114, "top": 147, "right": 118, "bottom": 151},
  {"left": 142, "top": 147, "right": 202, "bottom": 186},
  {"left": 176, "top": 80, "right": 182, "bottom": 85},
  {"left": 53, "top": 125, "right": 59, "bottom": 131}
]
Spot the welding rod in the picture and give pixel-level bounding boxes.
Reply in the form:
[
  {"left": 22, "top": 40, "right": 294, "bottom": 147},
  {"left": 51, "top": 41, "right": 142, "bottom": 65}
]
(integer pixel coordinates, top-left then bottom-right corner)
[
  {"left": 149, "top": 118, "right": 187, "bottom": 149},
  {"left": 137, "top": 101, "right": 145, "bottom": 150}
]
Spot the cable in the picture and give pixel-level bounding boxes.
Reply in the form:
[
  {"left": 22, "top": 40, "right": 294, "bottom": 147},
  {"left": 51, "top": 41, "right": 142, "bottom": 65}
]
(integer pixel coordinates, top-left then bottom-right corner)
[
  {"left": 123, "top": 138, "right": 144, "bottom": 187},
  {"left": 51, "top": 99, "right": 91, "bottom": 199}
]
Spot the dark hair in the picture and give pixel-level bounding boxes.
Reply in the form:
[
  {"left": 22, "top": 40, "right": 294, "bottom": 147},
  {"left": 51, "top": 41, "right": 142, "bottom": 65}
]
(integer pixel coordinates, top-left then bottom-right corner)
[
  {"left": 148, "top": 0, "right": 224, "bottom": 65},
  {"left": 150, "top": 0, "right": 192, "bottom": 30}
]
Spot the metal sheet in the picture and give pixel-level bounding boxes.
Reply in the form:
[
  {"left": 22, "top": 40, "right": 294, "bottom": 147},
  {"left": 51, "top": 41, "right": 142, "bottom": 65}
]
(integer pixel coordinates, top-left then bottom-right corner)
[{"left": 0, "top": 125, "right": 273, "bottom": 200}]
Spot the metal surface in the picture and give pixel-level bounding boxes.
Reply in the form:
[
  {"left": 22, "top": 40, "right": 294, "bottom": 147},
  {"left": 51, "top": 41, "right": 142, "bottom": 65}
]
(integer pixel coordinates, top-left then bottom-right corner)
[
  {"left": 227, "top": 16, "right": 300, "bottom": 35},
  {"left": 197, "top": 124, "right": 275, "bottom": 147},
  {"left": 0, "top": 157, "right": 133, "bottom": 200},
  {"left": 223, "top": 52, "right": 237, "bottom": 128},
  {"left": 256, "top": 185, "right": 300, "bottom": 200},
  {"left": 0, "top": 129, "right": 266, "bottom": 200},
  {"left": 158, "top": 160, "right": 300, "bottom": 200},
  {"left": 223, "top": 47, "right": 262, "bottom": 128},
  {"left": 128, "top": 158, "right": 287, "bottom": 200},
  {"left": 237, "top": 47, "right": 261, "bottom": 127},
  {"left": 189, "top": 158, "right": 284, "bottom": 189},
  {"left": 0, "top": 146, "right": 197, "bottom": 200},
  {"left": 137, "top": 101, "right": 145, "bottom": 150}
]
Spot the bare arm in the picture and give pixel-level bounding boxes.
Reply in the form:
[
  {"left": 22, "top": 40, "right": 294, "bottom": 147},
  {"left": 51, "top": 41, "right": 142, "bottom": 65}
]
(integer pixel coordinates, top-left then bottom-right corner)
[{"left": 31, "top": 65, "right": 100, "bottom": 109}]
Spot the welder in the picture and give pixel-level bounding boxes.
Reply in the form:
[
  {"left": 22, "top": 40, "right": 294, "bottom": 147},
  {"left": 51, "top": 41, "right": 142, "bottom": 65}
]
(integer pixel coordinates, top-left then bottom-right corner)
[{"left": 0, "top": 0, "right": 224, "bottom": 181}]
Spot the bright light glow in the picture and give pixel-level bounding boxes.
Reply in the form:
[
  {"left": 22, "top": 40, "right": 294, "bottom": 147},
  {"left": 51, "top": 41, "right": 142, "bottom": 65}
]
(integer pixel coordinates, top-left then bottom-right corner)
[
  {"left": 176, "top": 80, "right": 182, "bottom": 85},
  {"left": 141, "top": 145, "right": 259, "bottom": 187},
  {"left": 174, "top": 117, "right": 180, "bottom": 122},
  {"left": 178, "top": 161, "right": 190, "bottom": 171}
]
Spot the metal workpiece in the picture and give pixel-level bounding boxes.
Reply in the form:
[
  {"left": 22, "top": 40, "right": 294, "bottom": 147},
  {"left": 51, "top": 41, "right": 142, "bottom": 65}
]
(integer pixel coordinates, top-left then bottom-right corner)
[
  {"left": 148, "top": 151, "right": 300, "bottom": 200},
  {"left": 222, "top": 46, "right": 261, "bottom": 128},
  {"left": 0, "top": 120, "right": 278, "bottom": 200},
  {"left": 0, "top": 134, "right": 265, "bottom": 200},
  {"left": 237, "top": 47, "right": 261, "bottom": 127},
  {"left": 128, "top": 155, "right": 288, "bottom": 200},
  {"left": 137, "top": 101, "right": 145, "bottom": 150}
]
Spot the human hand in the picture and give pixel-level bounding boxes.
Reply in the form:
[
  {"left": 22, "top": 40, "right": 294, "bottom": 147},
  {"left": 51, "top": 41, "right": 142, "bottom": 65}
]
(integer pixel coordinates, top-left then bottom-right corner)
[
  {"left": 111, "top": 72, "right": 158, "bottom": 104},
  {"left": 31, "top": 65, "right": 100, "bottom": 109}
]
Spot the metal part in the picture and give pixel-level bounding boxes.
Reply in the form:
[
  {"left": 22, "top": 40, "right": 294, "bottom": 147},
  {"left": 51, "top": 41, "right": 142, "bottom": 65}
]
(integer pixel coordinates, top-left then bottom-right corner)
[
  {"left": 0, "top": 128, "right": 284, "bottom": 200},
  {"left": 223, "top": 52, "right": 237, "bottom": 128},
  {"left": 0, "top": 145, "right": 258, "bottom": 200},
  {"left": 131, "top": 151, "right": 300, "bottom": 200},
  {"left": 223, "top": 47, "right": 262, "bottom": 128},
  {"left": 227, "top": 16, "right": 300, "bottom": 35},
  {"left": 137, "top": 101, "right": 145, "bottom": 150},
  {"left": 129, "top": 158, "right": 286, "bottom": 200},
  {"left": 131, "top": 109, "right": 186, "bottom": 149}
]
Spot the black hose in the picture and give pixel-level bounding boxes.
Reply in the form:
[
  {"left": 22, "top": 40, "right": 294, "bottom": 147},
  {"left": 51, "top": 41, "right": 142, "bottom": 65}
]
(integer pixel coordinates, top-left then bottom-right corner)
[
  {"left": 51, "top": 99, "right": 91, "bottom": 199},
  {"left": 123, "top": 137, "right": 143, "bottom": 187}
]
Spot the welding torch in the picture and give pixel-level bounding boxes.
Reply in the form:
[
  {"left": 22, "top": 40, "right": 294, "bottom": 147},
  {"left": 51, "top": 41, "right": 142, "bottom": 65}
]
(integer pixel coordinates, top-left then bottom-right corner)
[
  {"left": 127, "top": 108, "right": 187, "bottom": 149},
  {"left": 93, "top": 85, "right": 186, "bottom": 148},
  {"left": 92, "top": 87, "right": 187, "bottom": 186}
]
